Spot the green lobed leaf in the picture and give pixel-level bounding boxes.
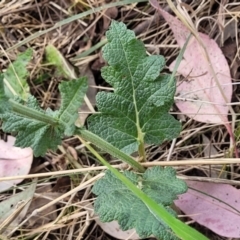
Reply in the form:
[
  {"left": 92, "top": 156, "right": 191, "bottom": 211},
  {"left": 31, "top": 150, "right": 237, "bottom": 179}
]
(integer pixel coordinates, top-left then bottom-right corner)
[
  {"left": 0, "top": 77, "right": 88, "bottom": 156},
  {"left": 58, "top": 77, "right": 88, "bottom": 135},
  {"left": 92, "top": 166, "right": 187, "bottom": 240},
  {"left": 4, "top": 48, "right": 32, "bottom": 100},
  {"left": 86, "top": 140, "right": 208, "bottom": 239},
  {"left": 141, "top": 166, "right": 187, "bottom": 205},
  {"left": 87, "top": 21, "right": 181, "bottom": 154}
]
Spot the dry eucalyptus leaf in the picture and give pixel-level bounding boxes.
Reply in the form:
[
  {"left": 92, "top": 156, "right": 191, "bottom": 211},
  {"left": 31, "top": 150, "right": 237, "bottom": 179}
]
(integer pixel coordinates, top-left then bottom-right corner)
[
  {"left": 151, "top": 0, "right": 232, "bottom": 125},
  {"left": 169, "top": 23, "right": 232, "bottom": 124},
  {"left": 0, "top": 136, "right": 33, "bottom": 192},
  {"left": 0, "top": 181, "right": 36, "bottom": 236},
  {"left": 26, "top": 185, "right": 61, "bottom": 228},
  {"left": 175, "top": 181, "right": 240, "bottom": 238}
]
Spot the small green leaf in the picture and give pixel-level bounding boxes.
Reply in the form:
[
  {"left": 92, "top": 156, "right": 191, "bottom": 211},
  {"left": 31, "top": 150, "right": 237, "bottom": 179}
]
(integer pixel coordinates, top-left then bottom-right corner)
[
  {"left": 88, "top": 21, "right": 181, "bottom": 154},
  {"left": 4, "top": 49, "right": 32, "bottom": 100},
  {"left": 58, "top": 77, "right": 88, "bottom": 135},
  {"left": 92, "top": 166, "right": 187, "bottom": 240}
]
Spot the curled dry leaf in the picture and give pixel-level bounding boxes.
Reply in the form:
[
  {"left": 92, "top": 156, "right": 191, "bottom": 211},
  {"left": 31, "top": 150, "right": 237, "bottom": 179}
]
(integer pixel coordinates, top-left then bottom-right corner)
[
  {"left": 0, "top": 136, "right": 33, "bottom": 192},
  {"left": 150, "top": 0, "right": 232, "bottom": 124},
  {"left": 175, "top": 181, "right": 240, "bottom": 238}
]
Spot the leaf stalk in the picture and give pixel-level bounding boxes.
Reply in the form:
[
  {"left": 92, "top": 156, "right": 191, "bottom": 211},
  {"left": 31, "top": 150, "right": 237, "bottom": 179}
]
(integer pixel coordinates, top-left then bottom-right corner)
[
  {"left": 76, "top": 128, "right": 145, "bottom": 172},
  {"left": 10, "top": 99, "right": 59, "bottom": 126}
]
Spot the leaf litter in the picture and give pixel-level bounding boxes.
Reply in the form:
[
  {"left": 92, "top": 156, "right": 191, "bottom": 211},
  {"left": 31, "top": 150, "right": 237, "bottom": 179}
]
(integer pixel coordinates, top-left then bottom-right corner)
[
  {"left": 0, "top": 181, "right": 36, "bottom": 237},
  {"left": 0, "top": 1, "right": 240, "bottom": 240},
  {"left": 150, "top": 0, "right": 232, "bottom": 125},
  {"left": 0, "top": 135, "right": 33, "bottom": 192},
  {"left": 150, "top": 1, "right": 240, "bottom": 237},
  {"left": 175, "top": 181, "right": 240, "bottom": 238}
]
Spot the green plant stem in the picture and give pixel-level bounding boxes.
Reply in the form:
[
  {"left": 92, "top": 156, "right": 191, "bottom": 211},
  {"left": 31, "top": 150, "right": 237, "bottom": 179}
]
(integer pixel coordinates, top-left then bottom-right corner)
[
  {"left": 10, "top": 99, "right": 58, "bottom": 126},
  {"left": 75, "top": 128, "right": 145, "bottom": 172},
  {"left": 138, "top": 141, "right": 146, "bottom": 162},
  {"left": 8, "top": 97, "right": 145, "bottom": 173}
]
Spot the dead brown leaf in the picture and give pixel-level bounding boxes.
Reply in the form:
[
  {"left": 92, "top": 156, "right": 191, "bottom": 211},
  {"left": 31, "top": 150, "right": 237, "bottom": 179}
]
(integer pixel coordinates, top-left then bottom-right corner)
[
  {"left": 221, "top": 38, "right": 240, "bottom": 80},
  {"left": 52, "top": 176, "right": 71, "bottom": 193},
  {"left": 103, "top": 7, "right": 118, "bottom": 31},
  {"left": 26, "top": 185, "right": 61, "bottom": 228}
]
